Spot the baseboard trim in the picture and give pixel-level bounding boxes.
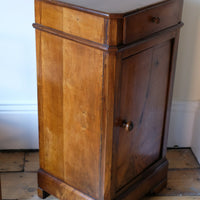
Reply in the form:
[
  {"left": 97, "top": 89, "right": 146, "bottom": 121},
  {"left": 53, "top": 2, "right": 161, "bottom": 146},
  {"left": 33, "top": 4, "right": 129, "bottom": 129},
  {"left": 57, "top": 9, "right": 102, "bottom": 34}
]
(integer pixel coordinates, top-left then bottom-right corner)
[
  {"left": 168, "top": 100, "right": 200, "bottom": 147},
  {"left": 0, "top": 103, "right": 37, "bottom": 112},
  {"left": 0, "top": 149, "right": 39, "bottom": 152},
  {"left": 1, "top": 101, "right": 200, "bottom": 162},
  {"left": 0, "top": 103, "right": 39, "bottom": 149}
]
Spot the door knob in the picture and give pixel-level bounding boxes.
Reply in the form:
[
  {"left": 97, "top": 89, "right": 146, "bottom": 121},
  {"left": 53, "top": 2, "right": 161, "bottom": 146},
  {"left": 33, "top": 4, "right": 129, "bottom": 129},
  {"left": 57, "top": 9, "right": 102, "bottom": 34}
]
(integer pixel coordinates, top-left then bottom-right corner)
[
  {"left": 152, "top": 16, "right": 161, "bottom": 24},
  {"left": 120, "top": 120, "right": 134, "bottom": 132}
]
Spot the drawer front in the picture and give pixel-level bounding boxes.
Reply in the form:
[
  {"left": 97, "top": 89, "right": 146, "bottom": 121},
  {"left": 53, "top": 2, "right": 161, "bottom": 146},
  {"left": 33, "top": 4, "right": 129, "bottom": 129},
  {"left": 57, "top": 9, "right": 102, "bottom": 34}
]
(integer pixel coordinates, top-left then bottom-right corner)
[{"left": 124, "top": 0, "right": 182, "bottom": 44}]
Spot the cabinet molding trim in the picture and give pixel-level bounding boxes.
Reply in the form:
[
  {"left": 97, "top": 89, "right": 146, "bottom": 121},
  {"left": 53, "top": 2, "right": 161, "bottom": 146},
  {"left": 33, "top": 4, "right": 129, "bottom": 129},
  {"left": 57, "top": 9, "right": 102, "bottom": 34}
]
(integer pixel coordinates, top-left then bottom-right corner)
[
  {"left": 33, "top": 23, "right": 113, "bottom": 52},
  {"left": 33, "top": 22, "right": 183, "bottom": 54},
  {"left": 38, "top": 169, "right": 95, "bottom": 200}
]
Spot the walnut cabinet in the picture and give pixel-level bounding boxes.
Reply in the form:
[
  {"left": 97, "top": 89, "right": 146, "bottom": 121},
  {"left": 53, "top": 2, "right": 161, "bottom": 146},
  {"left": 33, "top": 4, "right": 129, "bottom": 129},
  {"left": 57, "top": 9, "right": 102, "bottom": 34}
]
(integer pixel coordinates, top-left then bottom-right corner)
[{"left": 33, "top": 0, "right": 183, "bottom": 199}]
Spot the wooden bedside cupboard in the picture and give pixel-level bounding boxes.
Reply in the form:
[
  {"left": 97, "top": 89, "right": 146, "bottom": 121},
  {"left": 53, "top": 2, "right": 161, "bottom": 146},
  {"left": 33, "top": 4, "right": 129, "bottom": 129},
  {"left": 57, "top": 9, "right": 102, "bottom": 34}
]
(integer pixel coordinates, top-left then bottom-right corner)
[{"left": 33, "top": 0, "right": 183, "bottom": 199}]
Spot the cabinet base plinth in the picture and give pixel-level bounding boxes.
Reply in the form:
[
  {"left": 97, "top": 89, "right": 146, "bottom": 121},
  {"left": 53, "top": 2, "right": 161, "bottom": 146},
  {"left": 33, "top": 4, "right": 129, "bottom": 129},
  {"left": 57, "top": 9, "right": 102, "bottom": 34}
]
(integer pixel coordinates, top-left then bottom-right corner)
[
  {"left": 38, "top": 159, "right": 168, "bottom": 200},
  {"left": 114, "top": 159, "right": 168, "bottom": 200},
  {"left": 38, "top": 187, "right": 50, "bottom": 199},
  {"left": 149, "top": 178, "right": 167, "bottom": 195},
  {"left": 38, "top": 169, "right": 94, "bottom": 200}
]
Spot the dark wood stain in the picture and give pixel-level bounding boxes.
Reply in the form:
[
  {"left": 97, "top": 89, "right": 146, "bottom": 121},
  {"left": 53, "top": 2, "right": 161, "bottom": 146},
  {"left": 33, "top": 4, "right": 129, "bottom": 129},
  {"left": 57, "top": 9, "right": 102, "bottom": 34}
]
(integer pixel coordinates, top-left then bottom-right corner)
[
  {"left": 33, "top": 0, "right": 183, "bottom": 199},
  {"left": 123, "top": 0, "right": 183, "bottom": 44}
]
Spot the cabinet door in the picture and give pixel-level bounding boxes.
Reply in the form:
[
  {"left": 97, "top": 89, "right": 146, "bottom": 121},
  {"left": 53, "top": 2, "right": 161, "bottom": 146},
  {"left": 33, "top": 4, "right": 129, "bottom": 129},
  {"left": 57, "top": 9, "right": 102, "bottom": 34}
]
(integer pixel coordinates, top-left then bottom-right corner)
[{"left": 115, "top": 41, "right": 171, "bottom": 190}]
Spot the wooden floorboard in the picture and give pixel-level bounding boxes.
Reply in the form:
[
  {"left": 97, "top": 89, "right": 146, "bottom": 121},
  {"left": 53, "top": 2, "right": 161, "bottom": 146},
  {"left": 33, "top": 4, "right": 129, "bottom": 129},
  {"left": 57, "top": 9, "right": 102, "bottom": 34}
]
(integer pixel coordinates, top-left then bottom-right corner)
[
  {"left": 24, "top": 152, "right": 39, "bottom": 172},
  {"left": 1, "top": 172, "right": 37, "bottom": 199},
  {"left": 167, "top": 149, "right": 199, "bottom": 169},
  {"left": 0, "top": 148, "right": 199, "bottom": 200},
  {"left": 0, "top": 152, "right": 24, "bottom": 172},
  {"left": 144, "top": 197, "right": 200, "bottom": 200},
  {"left": 159, "top": 169, "right": 200, "bottom": 196}
]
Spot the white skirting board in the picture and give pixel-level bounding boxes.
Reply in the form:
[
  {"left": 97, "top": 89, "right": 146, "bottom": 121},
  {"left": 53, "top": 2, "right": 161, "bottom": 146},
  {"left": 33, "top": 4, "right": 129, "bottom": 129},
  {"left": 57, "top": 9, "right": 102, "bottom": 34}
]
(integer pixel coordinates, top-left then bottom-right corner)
[
  {"left": 168, "top": 101, "right": 199, "bottom": 147},
  {"left": 168, "top": 100, "right": 200, "bottom": 163},
  {"left": 191, "top": 103, "right": 200, "bottom": 163},
  {"left": 0, "top": 101, "right": 199, "bottom": 163},
  {"left": 0, "top": 104, "right": 38, "bottom": 149}
]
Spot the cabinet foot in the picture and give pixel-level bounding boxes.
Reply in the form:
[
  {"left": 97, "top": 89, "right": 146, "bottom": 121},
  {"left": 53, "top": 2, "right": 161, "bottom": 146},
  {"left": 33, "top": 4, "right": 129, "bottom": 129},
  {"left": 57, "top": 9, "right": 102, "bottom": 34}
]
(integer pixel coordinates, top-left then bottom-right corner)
[
  {"left": 38, "top": 187, "right": 50, "bottom": 199},
  {"left": 149, "top": 178, "right": 167, "bottom": 195}
]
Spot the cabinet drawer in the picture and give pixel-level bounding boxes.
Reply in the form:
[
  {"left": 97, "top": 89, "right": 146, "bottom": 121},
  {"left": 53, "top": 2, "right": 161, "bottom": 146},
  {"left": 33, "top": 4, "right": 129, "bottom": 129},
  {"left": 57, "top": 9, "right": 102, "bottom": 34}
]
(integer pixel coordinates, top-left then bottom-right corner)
[{"left": 123, "top": 0, "right": 182, "bottom": 44}]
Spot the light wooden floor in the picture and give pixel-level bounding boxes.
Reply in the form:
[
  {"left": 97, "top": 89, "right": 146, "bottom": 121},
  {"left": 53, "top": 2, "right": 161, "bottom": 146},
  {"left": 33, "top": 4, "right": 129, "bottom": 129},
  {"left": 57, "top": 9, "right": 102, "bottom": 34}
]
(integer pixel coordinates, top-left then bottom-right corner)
[{"left": 0, "top": 149, "right": 200, "bottom": 200}]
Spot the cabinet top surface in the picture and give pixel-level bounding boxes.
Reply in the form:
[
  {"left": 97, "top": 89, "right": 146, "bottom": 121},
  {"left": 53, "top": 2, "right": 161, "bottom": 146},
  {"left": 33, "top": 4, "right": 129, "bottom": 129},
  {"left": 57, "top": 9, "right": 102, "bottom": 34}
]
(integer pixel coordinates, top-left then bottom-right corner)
[{"left": 49, "top": 0, "right": 167, "bottom": 14}]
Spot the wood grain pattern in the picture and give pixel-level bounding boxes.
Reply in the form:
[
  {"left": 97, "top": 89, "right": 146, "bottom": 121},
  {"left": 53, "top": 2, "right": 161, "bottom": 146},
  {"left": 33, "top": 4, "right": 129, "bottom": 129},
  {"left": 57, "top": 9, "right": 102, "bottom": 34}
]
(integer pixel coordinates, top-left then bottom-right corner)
[
  {"left": 35, "top": 0, "right": 41, "bottom": 24},
  {"left": 106, "top": 18, "right": 123, "bottom": 46},
  {"left": 25, "top": 152, "right": 39, "bottom": 172},
  {"left": 116, "top": 48, "right": 154, "bottom": 189},
  {"left": 100, "top": 52, "right": 118, "bottom": 200},
  {"left": 1, "top": 172, "right": 38, "bottom": 199},
  {"left": 34, "top": 0, "right": 183, "bottom": 199},
  {"left": 33, "top": 23, "right": 112, "bottom": 52},
  {"left": 115, "top": 41, "right": 171, "bottom": 190},
  {"left": 115, "top": 160, "right": 168, "bottom": 200},
  {"left": 39, "top": 31, "right": 64, "bottom": 180},
  {"left": 124, "top": 0, "right": 182, "bottom": 44},
  {"left": 38, "top": 170, "right": 95, "bottom": 200},
  {"left": 0, "top": 152, "right": 24, "bottom": 172},
  {"left": 167, "top": 149, "right": 200, "bottom": 169},
  {"left": 1, "top": 149, "right": 200, "bottom": 199},
  {"left": 63, "top": 40, "right": 103, "bottom": 199},
  {"left": 37, "top": 32, "right": 104, "bottom": 198},
  {"left": 38, "top": 187, "right": 50, "bottom": 199},
  {"left": 144, "top": 197, "right": 200, "bottom": 200},
  {"left": 120, "top": 22, "right": 183, "bottom": 59},
  {"left": 159, "top": 169, "right": 200, "bottom": 196},
  {"left": 40, "top": 1, "right": 105, "bottom": 44}
]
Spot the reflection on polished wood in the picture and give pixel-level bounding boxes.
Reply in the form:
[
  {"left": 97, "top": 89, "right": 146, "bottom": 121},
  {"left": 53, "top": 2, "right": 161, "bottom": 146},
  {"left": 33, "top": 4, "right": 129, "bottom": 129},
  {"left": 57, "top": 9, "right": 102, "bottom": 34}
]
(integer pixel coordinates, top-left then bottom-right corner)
[{"left": 33, "top": 0, "right": 183, "bottom": 199}]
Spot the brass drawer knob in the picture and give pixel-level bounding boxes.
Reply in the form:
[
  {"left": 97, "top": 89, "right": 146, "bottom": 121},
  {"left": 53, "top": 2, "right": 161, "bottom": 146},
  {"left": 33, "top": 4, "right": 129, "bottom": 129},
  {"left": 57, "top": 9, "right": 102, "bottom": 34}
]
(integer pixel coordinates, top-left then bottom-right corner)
[
  {"left": 121, "top": 120, "right": 134, "bottom": 132},
  {"left": 152, "top": 17, "right": 161, "bottom": 24}
]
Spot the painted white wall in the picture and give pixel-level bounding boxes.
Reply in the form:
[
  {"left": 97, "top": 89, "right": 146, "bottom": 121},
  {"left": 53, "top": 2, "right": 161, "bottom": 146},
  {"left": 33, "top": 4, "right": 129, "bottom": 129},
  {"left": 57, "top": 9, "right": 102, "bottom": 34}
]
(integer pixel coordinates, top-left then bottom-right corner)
[
  {"left": 167, "top": 0, "right": 200, "bottom": 161},
  {"left": 0, "top": 105, "right": 38, "bottom": 149},
  {"left": 173, "top": 0, "right": 200, "bottom": 102},
  {"left": 191, "top": 104, "right": 200, "bottom": 163},
  {"left": 0, "top": 0, "right": 200, "bottom": 155},
  {"left": 0, "top": 0, "right": 38, "bottom": 149},
  {"left": 168, "top": 100, "right": 200, "bottom": 163},
  {"left": 168, "top": 101, "right": 200, "bottom": 147}
]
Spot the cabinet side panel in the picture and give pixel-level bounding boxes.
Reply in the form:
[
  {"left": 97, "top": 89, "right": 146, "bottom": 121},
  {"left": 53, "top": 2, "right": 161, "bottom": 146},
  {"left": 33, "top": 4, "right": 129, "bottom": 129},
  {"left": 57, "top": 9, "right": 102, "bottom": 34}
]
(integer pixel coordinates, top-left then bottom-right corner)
[
  {"left": 100, "top": 52, "right": 118, "bottom": 200},
  {"left": 63, "top": 40, "right": 103, "bottom": 199},
  {"left": 35, "top": 0, "right": 41, "bottom": 24},
  {"left": 40, "top": 2, "right": 105, "bottom": 44},
  {"left": 39, "top": 32, "right": 64, "bottom": 180},
  {"left": 36, "top": 29, "right": 43, "bottom": 168}
]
